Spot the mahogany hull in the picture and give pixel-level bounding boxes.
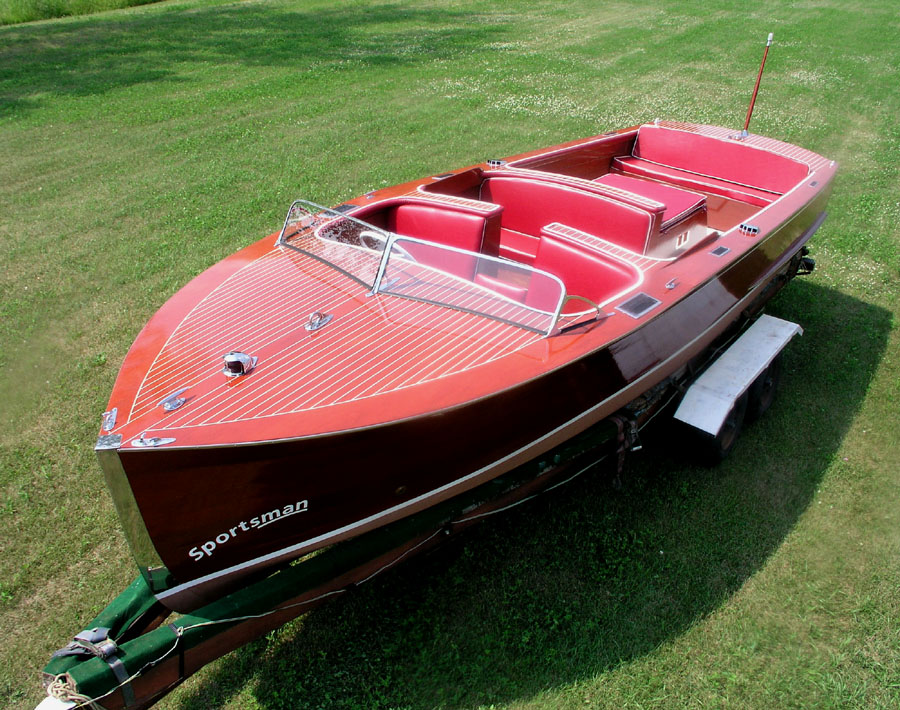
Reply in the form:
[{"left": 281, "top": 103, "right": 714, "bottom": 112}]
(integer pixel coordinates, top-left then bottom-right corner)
[{"left": 122, "top": 196, "right": 827, "bottom": 610}]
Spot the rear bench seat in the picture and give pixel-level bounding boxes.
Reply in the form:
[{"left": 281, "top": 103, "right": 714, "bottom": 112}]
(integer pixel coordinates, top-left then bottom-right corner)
[{"left": 611, "top": 125, "right": 810, "bottom": 207}]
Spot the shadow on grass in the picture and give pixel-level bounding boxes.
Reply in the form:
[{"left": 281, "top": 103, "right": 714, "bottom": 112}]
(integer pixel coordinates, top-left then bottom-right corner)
[
  {"left": 0, "top": 2, "right": 504, "bottom": 116},
  {"left": 165, "top": 280, "right": 890, "bottom": 709}
]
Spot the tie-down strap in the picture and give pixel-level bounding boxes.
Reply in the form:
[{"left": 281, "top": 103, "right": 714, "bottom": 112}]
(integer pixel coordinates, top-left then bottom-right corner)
[{"left": 51, "top": 627, "right": 136, "bottom": 707}]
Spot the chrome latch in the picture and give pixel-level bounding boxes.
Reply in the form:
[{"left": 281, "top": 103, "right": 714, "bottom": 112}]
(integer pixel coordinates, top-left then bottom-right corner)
[
  {"left": 305, "top": 311, "right": 333, "bottom": 332},
  {"left": 158, "top": 388, "right": 188, "bottom": 412},
  {"left": 223, "top": 351, "right": 257, "bottom": 377}
]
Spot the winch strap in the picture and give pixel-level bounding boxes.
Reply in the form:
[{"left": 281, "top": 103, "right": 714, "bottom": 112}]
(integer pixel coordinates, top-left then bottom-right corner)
[{"left": 104, "top": 652, "right": 136, "bottom": 708}]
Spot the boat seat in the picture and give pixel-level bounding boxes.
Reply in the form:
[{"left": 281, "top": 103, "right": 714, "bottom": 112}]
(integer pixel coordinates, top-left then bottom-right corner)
[
  {"left": 612, "top": 125, "right": 810, "bottom": 207},
  {"left": 474, "top": 272, "right": 528, "bottom": 302},
  {"left": 525, "top": 230, "right": 640, "bottom": 312},
  {"left": 481, "top": 176, "right": 660, "bottom": 256},
  {"left": 381, "top": 202, "right": 501, "bottom": 279},
  {"left": 497, "top": 228, "right": 540, "bottom": 264},
  {"left": 592, "top": 173, "right": 706, "bottom": 231}
]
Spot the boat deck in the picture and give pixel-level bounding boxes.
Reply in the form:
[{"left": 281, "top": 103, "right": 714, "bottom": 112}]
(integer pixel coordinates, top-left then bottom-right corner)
[{"left": 128, "top": 246, "right": 543, "bottom": 430}]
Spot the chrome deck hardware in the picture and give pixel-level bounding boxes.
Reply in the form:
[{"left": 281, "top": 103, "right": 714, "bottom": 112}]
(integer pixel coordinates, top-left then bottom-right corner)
[
  {"left": 101, "top": 408, "right": 118, "bottom": 432},
  {"left": 157, "top": 388, "right": 188, "bottom": 412},
  {"left": 131, "top": 432, "right": 176, "bottom": 448},
  {"left": 305, "top": 311, "right": 333, "bottom": 332},
  {"left": 739, "top": 223, "right": 760, "bottom": 236},
  {"left": 223, "top": 352, "right": 257, "bottom": 378}
]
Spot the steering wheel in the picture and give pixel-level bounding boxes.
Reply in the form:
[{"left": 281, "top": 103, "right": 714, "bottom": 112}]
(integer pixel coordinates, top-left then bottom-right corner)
[{"left": 359, "top": 230, "right": 417, "bottom": 262}]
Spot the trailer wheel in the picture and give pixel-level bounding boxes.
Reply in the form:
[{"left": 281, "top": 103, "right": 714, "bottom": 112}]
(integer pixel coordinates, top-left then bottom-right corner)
[
  {"left": 696, "top": 392, "right": 748, "bottom": 464},
  {"left": 746, "top": 353, "right": 783, "bottom": 423}
]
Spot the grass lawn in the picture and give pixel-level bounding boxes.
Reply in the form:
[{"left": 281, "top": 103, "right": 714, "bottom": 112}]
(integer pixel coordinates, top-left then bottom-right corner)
[
  {"left": 0, "top": 0, "right": 160, "bottom": 27},
  {"left": 1, "top": 0, "right": 898, "bottom": 708}
]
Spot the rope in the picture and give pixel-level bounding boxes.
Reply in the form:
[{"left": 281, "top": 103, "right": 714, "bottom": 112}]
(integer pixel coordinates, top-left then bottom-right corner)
[{"left": 46, "top": 673, "right": 100, "bottom": 709}]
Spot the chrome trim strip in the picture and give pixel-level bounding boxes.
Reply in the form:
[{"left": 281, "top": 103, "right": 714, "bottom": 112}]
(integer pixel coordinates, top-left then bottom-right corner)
[{"left": 95, "top": 435, "right": 169, "bottom": 591}]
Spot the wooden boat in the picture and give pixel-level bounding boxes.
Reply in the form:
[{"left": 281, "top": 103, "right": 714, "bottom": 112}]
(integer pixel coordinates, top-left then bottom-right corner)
[{"left": 96, "top": 121, "right": 834, "bottom": 612}]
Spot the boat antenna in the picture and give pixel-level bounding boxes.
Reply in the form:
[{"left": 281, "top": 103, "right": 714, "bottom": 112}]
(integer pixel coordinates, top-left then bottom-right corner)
[{"left": 736, "top": 32, "right": 774, "bottom": 140}]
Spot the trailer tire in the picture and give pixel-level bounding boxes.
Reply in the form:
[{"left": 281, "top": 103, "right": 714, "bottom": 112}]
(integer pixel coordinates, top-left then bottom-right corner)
[
  {"left": 696, "top": 392, "right": 748, "bottom": 465},
  {"left": 746, "top": 353, "right": 782, "bottom": 423}
]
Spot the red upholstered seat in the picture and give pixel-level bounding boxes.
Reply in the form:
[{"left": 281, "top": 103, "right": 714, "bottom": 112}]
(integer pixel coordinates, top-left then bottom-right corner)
[
  {"left": 526, "top": 232, "right": 640, "bottom": 312},
  {"left": 481, "top": 177, "right": 659, "bottom": 255},
  {"left": 634, "top": 125, "right": 809, "bottom": 193},
  {"left": 497, "top": 228, "right": 540, "bottom": 264},
  {"left": 593, "top": 173, "right": 705, "bottom": 230},
  {"left": 611, "top": 156, "right": 778, "bottom": 207},
  {"left": 389, "top": 204, "right": 489, "bottom": 279},
  {"left": 474, "top": 272, "right": 528, "bottom": 302},
  {"left": 612, "top": 125, "right": 810, "bottom": 207}
]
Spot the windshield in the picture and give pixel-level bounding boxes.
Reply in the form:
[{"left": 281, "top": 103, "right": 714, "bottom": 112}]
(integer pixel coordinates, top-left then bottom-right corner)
[{"left": 278, "top": 200, "right": 595, "bottom": 335}]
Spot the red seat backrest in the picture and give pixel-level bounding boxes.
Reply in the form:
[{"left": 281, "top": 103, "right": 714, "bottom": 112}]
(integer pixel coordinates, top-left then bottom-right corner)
[
  {"left": 526, "top": 232, "right": 640, "bottom": 311},
  {"left": 388, "top": 204, "right": 490, "bottom": 280},
  {"left": 481, "top": 177, "right": 658, "bottom": 254},
  {"left": 633, "top": 125, "right": 809, "bottom": 194}
]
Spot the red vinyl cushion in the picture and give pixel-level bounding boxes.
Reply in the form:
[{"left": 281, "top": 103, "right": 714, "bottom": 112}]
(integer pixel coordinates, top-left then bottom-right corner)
[
  {"left": 481, "top": 177, "right": 658, "bottom": 255},
  {"left": 593, "top": 173, "right": 705, "bottom": 229},
  {"left": 611, "top": 156, "right": 779, "bottom": 207},
  {"left": 526, "top": 232, "right": 639, "bottom": 311},
  {"left": 497, "top": 228, "right": 540, "bottom": 264},
  {"left": 633, "top": 125, "right": 809, "bottom": 195},
  {"left": 389, "top": 204, "right": 487, "bottom": 279}
]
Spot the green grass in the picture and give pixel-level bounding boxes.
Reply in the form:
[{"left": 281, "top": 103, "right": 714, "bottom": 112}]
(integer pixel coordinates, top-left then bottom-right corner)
[
  {"left": 0, "top": 0, "right": 159, "bottom": 26},
  {"left": 1, "top": 0, "right": 898, "bottom": 708}
]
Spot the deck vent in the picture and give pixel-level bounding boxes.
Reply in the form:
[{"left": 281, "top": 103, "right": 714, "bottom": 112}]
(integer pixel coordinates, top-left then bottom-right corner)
[
  {"left": 486, "top": 159, "right": 507, "bottom": 168},
  {"left": 710, "top": 245, "right": 731, "bottom": 257},
  {"left": 616, "top": 292, "right": 661, "bottom": 319},
  {"left": 739, "top": 223, "right": 760, "bottom": 236},
  {"left": 333, "top": 204, "right": 356, "bottom": 214}
]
